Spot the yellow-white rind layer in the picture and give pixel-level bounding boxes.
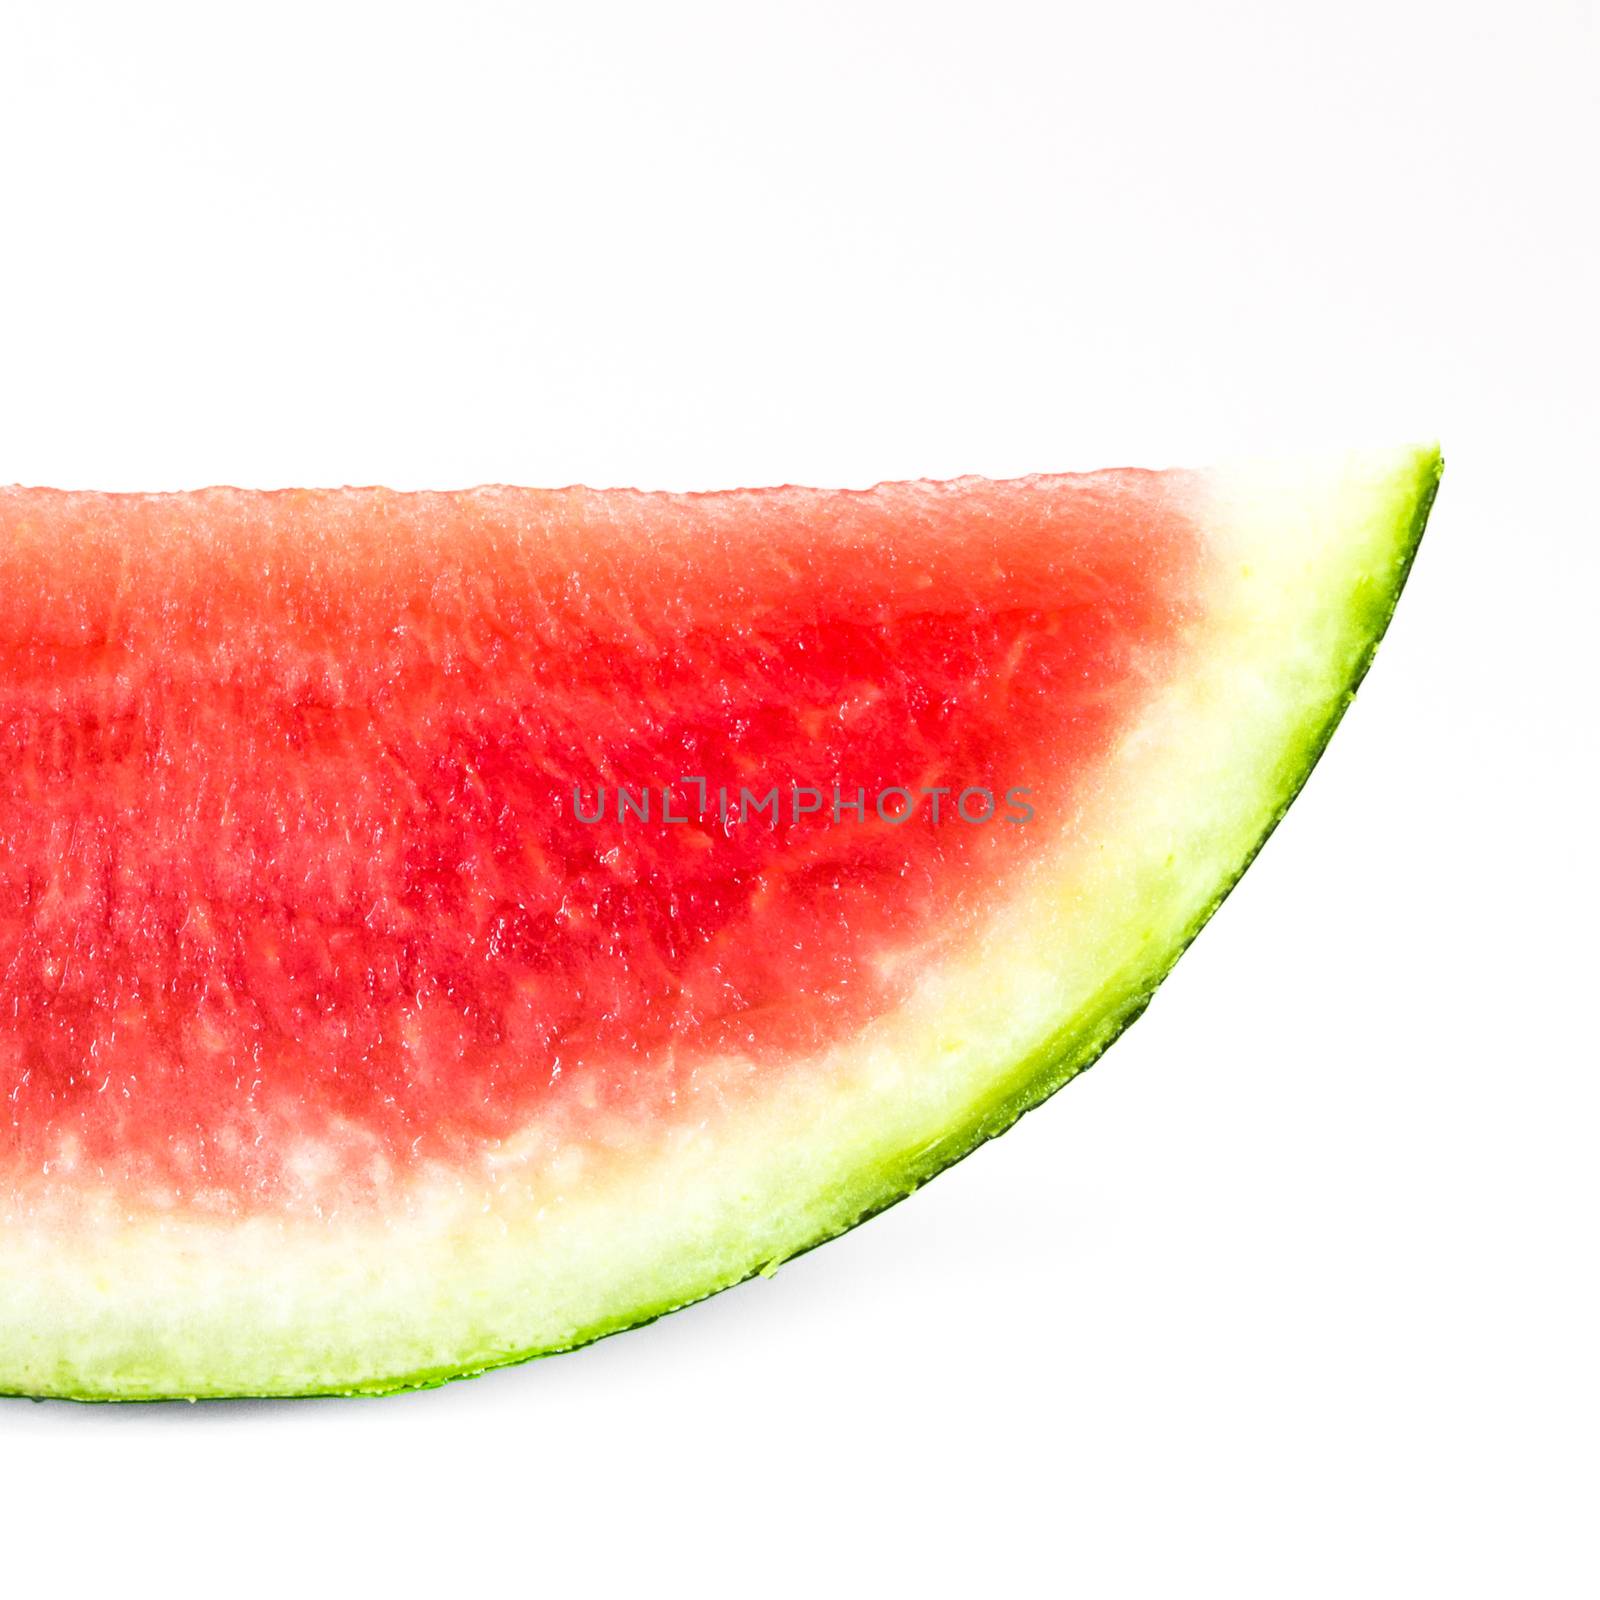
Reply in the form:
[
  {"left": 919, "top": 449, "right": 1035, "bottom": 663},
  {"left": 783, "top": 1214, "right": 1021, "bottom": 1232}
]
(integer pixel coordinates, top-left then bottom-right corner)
[{"left": 0, "top": 445, "right": 1440, "bottom": 1399}]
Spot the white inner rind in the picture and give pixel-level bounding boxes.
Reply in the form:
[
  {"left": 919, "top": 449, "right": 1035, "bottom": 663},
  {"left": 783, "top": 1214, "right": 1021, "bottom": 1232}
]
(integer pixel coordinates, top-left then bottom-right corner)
[{"left": 0, "top": 446, "right": 1437, "bottom": 1399}]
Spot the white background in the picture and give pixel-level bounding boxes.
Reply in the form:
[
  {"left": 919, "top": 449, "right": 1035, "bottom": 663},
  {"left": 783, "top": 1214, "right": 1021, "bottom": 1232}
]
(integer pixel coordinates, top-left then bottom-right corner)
[{"left": 0, "top": 3, "right": 1595, "bottom": 1595}]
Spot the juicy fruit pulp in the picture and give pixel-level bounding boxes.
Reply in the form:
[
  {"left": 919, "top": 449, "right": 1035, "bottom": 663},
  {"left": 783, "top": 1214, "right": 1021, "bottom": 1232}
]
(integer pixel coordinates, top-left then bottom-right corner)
[
  {"left": 1, "top": 475, "right": 1194, "bottom": 1204},
  {"left": 0, "top": 448, "right": 1440, "bottom": 1398}
]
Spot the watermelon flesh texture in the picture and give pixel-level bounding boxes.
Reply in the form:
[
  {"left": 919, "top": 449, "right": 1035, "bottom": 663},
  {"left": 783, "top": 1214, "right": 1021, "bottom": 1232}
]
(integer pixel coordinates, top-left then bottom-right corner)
[{"left": 0, "top": 446, "right": 1440, "bottom": 1398}]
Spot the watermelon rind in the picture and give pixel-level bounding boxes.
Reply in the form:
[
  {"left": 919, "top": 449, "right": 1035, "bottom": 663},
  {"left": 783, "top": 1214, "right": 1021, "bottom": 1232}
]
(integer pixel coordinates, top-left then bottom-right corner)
[{"left": 0, "top": 444, "right": 1440, "bottom": 1400}]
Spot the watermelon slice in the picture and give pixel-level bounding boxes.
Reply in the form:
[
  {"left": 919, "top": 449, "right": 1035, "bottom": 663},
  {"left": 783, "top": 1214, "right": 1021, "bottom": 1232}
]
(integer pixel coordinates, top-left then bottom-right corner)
[{"left": 0, "top": 444, "right": 1439, "bottom": 1399}]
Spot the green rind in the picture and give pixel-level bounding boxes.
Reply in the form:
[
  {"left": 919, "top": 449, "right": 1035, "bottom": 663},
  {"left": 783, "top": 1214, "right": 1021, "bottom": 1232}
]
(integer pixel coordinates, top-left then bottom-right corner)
[{"left": 3, "top": 447, "right": 1441, "bottom": 1402}]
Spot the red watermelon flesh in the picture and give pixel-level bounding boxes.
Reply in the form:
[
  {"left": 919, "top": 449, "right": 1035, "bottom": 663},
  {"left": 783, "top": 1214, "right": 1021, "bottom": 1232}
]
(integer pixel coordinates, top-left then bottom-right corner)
[
  {"left": 0, "top": 447, "right": 1439, "bottom": 1398},
  {"left": 2, "top": 476, "right": 1193, "bottom": 1199}
]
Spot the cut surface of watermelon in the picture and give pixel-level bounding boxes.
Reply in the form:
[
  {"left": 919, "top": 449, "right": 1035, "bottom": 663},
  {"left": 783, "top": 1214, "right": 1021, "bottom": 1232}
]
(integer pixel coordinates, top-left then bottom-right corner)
[{"left": 0, "top": 445, "right": 1439, "bottom": 1398}]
